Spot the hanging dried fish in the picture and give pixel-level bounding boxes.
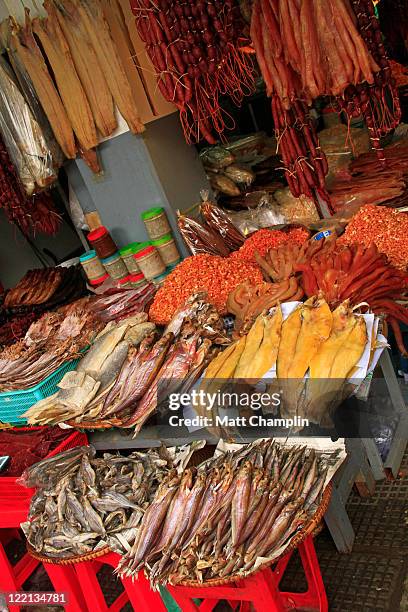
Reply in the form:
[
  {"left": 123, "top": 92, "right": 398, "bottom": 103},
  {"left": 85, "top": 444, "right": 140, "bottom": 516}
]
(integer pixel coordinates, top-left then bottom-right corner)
[
  {"left": 74, "top": 0, "right": 144, "bottom": 134},
  {"left": 10, "top": 10, "right": 76, "bottom": 159},
  {"left": 32, "top": 4, "right": 98, "bottom": 151},
  {"left": 52, "top": 0, "right": 117, "bottom": 138}
]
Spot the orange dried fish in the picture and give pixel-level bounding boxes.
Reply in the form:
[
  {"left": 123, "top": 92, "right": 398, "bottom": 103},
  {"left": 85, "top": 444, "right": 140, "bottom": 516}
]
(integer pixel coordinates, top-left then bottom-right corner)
[
  {"left": 10, "top": 11, "right": 76, "bottom": 159},
  {"left": 52, "top": 0, "right": 117, "bottom": 138},
  {"left": 32, "top": 4, "right": 98, "bottom": 151},
  {"left": 75, "top": 0, "right": 144, "bottom": 134}
]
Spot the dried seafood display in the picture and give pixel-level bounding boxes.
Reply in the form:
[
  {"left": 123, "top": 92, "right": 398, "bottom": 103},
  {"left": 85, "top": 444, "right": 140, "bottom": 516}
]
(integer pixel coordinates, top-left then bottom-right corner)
[
  {"left": 0, "top": 298, "right": 101, "bottom": 392},
  {"left": 329, "top": 170, "right": 406, "bottom": 212},
  {"left": 132, "top": 0, "right": 254, "bottom": 143},
  {"left": 231, "top": 228, "right": 309, "bottom": 264},
  {"left": 200, "top": 297, "right": 378, "bottom": 426},
  {"left": 227, "top": 278, "right": 303, "bottom": 330},
  {"left": 89, "top": 284, "right": 157, "bottom": 323},
  {"left": 3, "top": 266, "right": 86, "bottom": 309},
  {"left": 118, "top": 439, "right": 339, "bottom": 585},
  {"left": 295, "top": 242, "right": 408, "bottom": 354},
  {"left": 23, "top": 295, "right": 228, "bottom": 430},
  {"left": 149, "top": 255, "right": 263, "bottom": 325},
  {"left": 21, "top": 444, "right": 196, "bottom": 559}
]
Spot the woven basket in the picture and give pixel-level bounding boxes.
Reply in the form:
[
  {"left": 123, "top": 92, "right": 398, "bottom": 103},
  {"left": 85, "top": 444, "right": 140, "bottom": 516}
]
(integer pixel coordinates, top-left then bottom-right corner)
[
  {"left": 27, "top": 543, "right": 110, "bottom": 565},
  {"left": 177, "top": 482, "right": 332, "bottom": 587}
]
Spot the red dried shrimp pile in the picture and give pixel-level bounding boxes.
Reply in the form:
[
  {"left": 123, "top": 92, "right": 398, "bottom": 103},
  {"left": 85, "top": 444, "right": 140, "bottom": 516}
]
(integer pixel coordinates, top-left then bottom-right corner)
[
  {"left": 149, "top": 253, "right": 263, "bottom": 324},
  {"left": 132, "top": 0, "right": 255, "bottom": 143},
  {"left": 0, "top": 138, "right": 61, "bottom": 235},
  {"left": 249, "top": 0, "right": 401, "bottom": 201},
  {"left": 231, "top": 227, "right": 309, "bottom": 264}
]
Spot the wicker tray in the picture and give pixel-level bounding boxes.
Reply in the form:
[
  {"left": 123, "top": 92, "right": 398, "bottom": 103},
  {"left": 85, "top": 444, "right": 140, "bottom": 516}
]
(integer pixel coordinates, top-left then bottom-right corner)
[
  {"left": 177, "top": 482, "right": 332, "bottom": 587},
  {"left": 27, "top": 543, "right": 110, "bottom": 565}
]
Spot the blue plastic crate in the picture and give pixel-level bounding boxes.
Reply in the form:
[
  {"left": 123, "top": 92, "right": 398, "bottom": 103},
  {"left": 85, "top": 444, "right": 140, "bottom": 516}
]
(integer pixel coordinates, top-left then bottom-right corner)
[{"left": 0, "top": 358, "right": 80, "bottom": 425}]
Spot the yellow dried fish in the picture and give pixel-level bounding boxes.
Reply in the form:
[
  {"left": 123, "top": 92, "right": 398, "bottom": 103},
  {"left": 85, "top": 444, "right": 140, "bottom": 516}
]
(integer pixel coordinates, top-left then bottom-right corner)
[
  {"left": 235, "top": 315, "right": 264, "bottom": 378},
  {"left": 331, "top": 316, "right": 367, "bottom": 379},
  {"left": 204, "top": 341, "right": 238, "bottom": 380},
  {"left": 52, "top": 0, "right": 117, "bottom": 138},
  {"left": 309, "top": 301, "right": 355, "bottom": 379},
  {"left": 277, "top": 306, "right": 302, "bottom": 379},
  {"left": 245, "top": 306, "right": 283, "bottom": 380},
  {"left": 75, "top": 0, "right": 144, "bottom": 134},
  {"left": 287, "top": 297, "right": 332, "bottom": 379},
  {"left": 32, "top": 5, "right": 98, "bottom": 151},
  {"left": 10, "top": 11, "right": 76, "bottom": 159},
  {"left": 217, "top": 336, "right": 246, "bottom": 379}
]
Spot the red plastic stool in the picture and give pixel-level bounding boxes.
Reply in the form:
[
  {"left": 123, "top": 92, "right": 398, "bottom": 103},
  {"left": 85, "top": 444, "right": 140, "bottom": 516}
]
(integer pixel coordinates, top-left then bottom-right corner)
[
  {"left": 167, "top": 535, "right": 328, "bottom": 612},
  {"left": 74, "top": 551, "right": 167, "bottom": 612}
]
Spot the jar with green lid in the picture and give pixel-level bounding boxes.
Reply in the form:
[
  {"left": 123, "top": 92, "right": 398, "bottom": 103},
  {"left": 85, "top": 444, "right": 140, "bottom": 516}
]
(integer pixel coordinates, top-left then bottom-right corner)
[
  {"left": 134, "top": 245, "right": 165, "bottom": 279},
  {"left": 141, "top": 206, "right": 171, "bottom": 240},
  {"left": 79, "top": 250, "right": 105, "bottom": 281},
  {"left": 101, "top": 252, "right": 128, "bottom": 280},
  {"left": 128, "top": 272, "right": 147, "bottom": 288},
  {"left": 151, "top": 233, "right": 181, "bottom": 266},
  {"left": 119, "top": 243, "right": 141, "bottom": 274}
]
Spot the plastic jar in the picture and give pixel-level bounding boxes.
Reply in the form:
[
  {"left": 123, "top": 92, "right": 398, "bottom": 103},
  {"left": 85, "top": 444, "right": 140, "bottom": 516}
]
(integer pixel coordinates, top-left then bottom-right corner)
[
  {"left": 119, "top": 243, "right": 141, "bottom": 274},
  {"left": 88, "top": 226, "right": 117, "bottom": 259},
  {"left": 89, "top": 272, "right": 109, "bottom": 287},
  {"left": 134, "top": 245, "right": 166, "bottom": 279},
  {"left": 101, "top": 252, "right": 128, "bottom": 280},
  {"left": 79, "top": 250, "right": 105, "bottom": 281},
  {"left": 151, "top": 233, "right": 181, "bottom": 266},
  {"left": 141, "top": 207, "right": 171, "bottom": 240},
  {"left": 118, "top": 275, "right": 131, "bottom": 288},
  {"left": 128, "top": 272, "right": 147, "bottom": 288}
]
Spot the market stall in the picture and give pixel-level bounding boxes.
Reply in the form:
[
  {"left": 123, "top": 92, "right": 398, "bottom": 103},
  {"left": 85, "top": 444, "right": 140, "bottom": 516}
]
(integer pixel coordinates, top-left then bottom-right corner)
[{"left": 0, "top": 0, "right": 408, "bottom": 609}]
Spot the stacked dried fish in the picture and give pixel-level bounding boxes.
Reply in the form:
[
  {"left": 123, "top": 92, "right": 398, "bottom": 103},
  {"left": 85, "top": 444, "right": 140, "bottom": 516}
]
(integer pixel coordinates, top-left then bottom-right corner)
[
  {"left": 21, "top": 444, "right": 187, "bottom": 559},
  {"left": 117, "top": 439, "right": 334, "bottom": 586},
  {"left": 89, "top": 284, "right": 157, "bottom": 323},
  {"left": 22, "top": 315, "right": 156, "bottom": 424},
  {"left": 0, "top": 298, "right": 101, "bottom": 392},
  {"left": 24, "top": 294, "right": 229, "bottom": 431}
]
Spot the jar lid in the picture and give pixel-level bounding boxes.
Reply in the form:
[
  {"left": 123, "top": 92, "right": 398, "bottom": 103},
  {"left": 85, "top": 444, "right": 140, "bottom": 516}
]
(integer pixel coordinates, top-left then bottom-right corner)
[
  {"left": 134, "top": 245, "right": 155, "bottom": 259},
  {"left": 119, "top": 242, "right": 140, "bottom": 256},
  {"left": 141, "top": 206, "right": 165, "bottom": 220},
  {"left": 151, "top": 233, "right": 173, "bottom": 246},
  {"left": 132, "top": 241, "right": 151, "bottom": 254},
  {"left": 89, "top": 273, "right": 109, "bottom": 286},
  {"left": 79, "top": 250, "right": 97, "bottom": 262},
  {"left": 88, "top": 226, "right": 108, "bottom": 241},
  {"left": 128, "top": 272, "right": 146, "bottom": 282},
  {"left": 101, "top": 252, "right": 120, "bottom": 264},
  {"left": 118, "top": 275, "right": 131, "bottom": 285}
]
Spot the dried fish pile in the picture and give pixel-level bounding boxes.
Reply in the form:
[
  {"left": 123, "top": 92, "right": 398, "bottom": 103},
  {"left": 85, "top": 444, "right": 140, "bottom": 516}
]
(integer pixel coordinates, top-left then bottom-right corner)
[
  {"left": 0, "top": 298, "right": 101, "bottom": 392},
  {"left": 24, "top": 294, "right": 229, "bottom": 431},
  {"left": 200, "top": 296, "right": 375, "bottom": 427},
  {"left": 117, "top": 439, "right": 332, "bottom": 586},
  {"left": 89, "top": 284, "right": 157, "bottom": 323},
  {"left": 21, "top": 445, "right": 180, "bottom": 559}
]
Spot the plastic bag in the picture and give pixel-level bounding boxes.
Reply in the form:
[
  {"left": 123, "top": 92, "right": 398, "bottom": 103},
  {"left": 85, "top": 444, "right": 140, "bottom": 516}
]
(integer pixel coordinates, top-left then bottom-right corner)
[
  {"left": 177, "top": 211, "right": 231, "bottom": 256},
  {"left": 69, "top": 183, "right": 89, "bottom": 231},
  {"left": 18, "top": 445, "right": 94, "bottom": 489},
  {"left": 273, "top": 187, "right": 319, "bottom": 223},
  {"left": 224, "top": 164, "right": 256, "bottom": 186},
  {"left": 200, "top": 146, "right": 235, "bottom": 168},
  {"left": 0, "top": 56, "right": 57, "bottom": 195},
  {"left": 200, "top": 192, "right": 245, "bottom": 251},
  {"left": 319, "top": 124, "right": 370, "bottom": 187},
  {"left": 227, "top": 199, "right": 285, "bottom": 235}
]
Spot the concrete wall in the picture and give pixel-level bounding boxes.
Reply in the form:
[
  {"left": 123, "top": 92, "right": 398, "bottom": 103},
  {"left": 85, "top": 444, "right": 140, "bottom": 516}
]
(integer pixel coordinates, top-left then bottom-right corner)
[{"left": 66, "top": 115, "right": 210, "bottom": 255}]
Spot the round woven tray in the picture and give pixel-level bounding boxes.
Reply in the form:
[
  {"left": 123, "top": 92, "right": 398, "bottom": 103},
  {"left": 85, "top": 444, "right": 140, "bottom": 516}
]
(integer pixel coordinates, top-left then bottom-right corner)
[
  {"left": 177, "top": 482, "right": 332, "bottom": 587},
  {"left": 27, "top": 543, "right": 110, "bottom": 565}
]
